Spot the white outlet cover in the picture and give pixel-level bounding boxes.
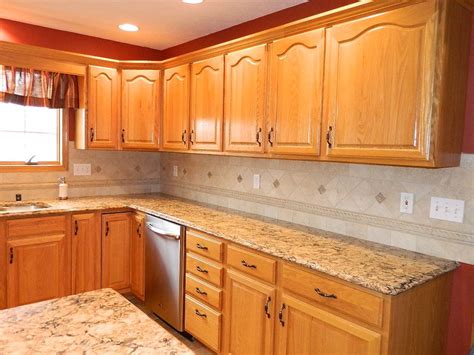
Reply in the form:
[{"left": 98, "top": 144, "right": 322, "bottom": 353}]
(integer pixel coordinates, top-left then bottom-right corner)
[
  {"left": 73, "top": 163, "right": 91, "bottom": 176},
  {"left": 400, "top": 192, "right": 414, "bottom": 214},
  {"left": 173, "top": 165, "right": 179, "bottom": 177},
  {"left": 253, "top": 174, "right": 260, "bottom": 189},
  {"left": 429, "top": 197, "right": 465, "bottom": 223}
]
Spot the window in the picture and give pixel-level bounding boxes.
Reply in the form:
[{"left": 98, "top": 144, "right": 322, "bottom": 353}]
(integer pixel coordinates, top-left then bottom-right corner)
[{"left": 0, "top": 102, "right": 65, "bottom": 170}]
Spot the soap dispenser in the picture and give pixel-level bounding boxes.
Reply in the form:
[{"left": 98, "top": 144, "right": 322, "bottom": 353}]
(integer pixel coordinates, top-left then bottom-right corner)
[{"left": 58, "top": 177, "right": 68, "bottom": 200}]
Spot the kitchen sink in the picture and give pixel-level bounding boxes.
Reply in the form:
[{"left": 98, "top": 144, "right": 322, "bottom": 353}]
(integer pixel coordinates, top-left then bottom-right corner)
[{"left": 0, "top": 202, "right": 52, "bottom": 213}]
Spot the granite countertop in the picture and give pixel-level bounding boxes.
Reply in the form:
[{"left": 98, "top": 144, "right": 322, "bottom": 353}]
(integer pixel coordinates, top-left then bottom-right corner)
[
  {"left": 0, "top": 288, "right": 200, "bottom": 354},
  {"left": 0, "top": 193, "right": 458, "bottom": 295}
]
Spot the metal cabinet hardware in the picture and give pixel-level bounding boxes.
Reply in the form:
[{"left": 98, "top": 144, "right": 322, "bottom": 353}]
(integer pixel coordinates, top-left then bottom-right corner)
[
  {"left": 137, "top": 224, "right": 141, "bottom": 238},
  {"left": 268, "top": 127, "right": 274, "bottom": 146},
  {"left": 256, "top": 128, "right": 262, "bottom": 146},
  {"left": 196, "top": 243, "right": 208, "bottom": 250},
  {"left": 279, "top": 303, "right": 286, "bottom": 326},
  {"left": 90, "top": 128, "right": 95, "bottom": 142},
  {"left": 314, "top": 288, "right": 337, "bottom": 299},
  {"left": 195, "top": 287, "right": 208, "bottom": 296},
  {"left": 9, "top": 248, "right": 13, "bottom": 264},
  {"left": 181, "top": 130, "right": 187, "bottom": 145},
  {"left": 264, "top": 296, "right": 271, "bottom": 318},
  {"left": 241, "top": 260, "right": 257, "bottom": 269},
  {"left": 74, "top": 220, "right": 79, "bottom": 236},
  {"left": 190, "top": 130, "right": 194, "bottom": 145},
  {"left": 121, "top": 129, "right": 125, "bottom": 143},
  {"left": 326, "top": 126, "right": 333, "bottom": 148},
  {"left": 196, "top": 266, "right": 208, "bottom": 274},
  {"left": 105, "top": 222, "right": 110, "bottom": 237},
  {"left": 195, "top": 309, "right": 207, "bottom": 318}
]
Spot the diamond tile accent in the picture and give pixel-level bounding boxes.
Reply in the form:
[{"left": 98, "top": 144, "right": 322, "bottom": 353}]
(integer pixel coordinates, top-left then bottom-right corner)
[
  {"left": 94, "top": 166, "right": 102, "bottom": 173},
  {"left": 183, "top": 168, "right": 187, "bottom": 175},
  {"left": 318, "top": 185, "right": 326, "bottom": 194},
  {"left": 134, "top": 165, "right": 141, "bottom": 172},
  {"left": 273, "top": 179, "right": 280, "bottom": 188},
  {"left": 375, "top": 192, "right": 386, "bottom": 203},
  {"left": 207, "top": 172, "right": 212, "bottom": 178},
  {"left": 237, "top": 174, "right": 243, "bottom": 183}
]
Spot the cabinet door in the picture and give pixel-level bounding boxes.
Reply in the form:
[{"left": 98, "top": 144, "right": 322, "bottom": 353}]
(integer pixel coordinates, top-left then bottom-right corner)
[
  {"left": 87, "top": 66, "right": 119, "bottom": 149},
  {"left": 7, "top": 234, "right": 71, "bottom": 307},
  {"left": 190, "top": 56, "right": 224, "bottom": 152},
  {"left": 130, "top": 214, "right": 145, "bottom": 301},
  {"left": 224, "top": 44, "right": 267, "bottom": 153},
  {"left": 72, "top": 213, "right": 100, "bottom": 294},
  {"left": 268, "top": 29, "right": 324, "bottom": 155},
  {"left": 323, "top": 2, "right": 436, "bottom": 161},
  {"left": 163, "top": 64, "right": 190, "bottom": 151},
  {"left": 102, "top": 213, "right": 130, "bottom": 290},
  {"left": 276, "top": 294, "right": 381, "bottom": 355},
  {"left": 224, "top": 270, "right": 275, "bottom": 355},
  {"left": 121, "top": 70, "right": 160, "bottom": 150}
]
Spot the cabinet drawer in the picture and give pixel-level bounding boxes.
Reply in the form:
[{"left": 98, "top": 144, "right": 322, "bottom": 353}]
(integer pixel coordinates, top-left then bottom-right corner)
[
  {"left": 186, "top": 253, "right": 224, "bottom": 287},
  {"left": 187, "top": 229, "right": 223, "bottom": 262},
  {"left": 7, "top": 215, "right": 66, "bottom": 238},
  {"left": 185, "top": 295, "right": 222, "bottom": 353},
  {"left": 282, "top": 264, "right": 384, "bottom": 327},
  {"left": 227, "top": 245, "right": 276, "bottom": 284},
  {"left": 186, "top": 273, "right": 222, "bottom": 310}
]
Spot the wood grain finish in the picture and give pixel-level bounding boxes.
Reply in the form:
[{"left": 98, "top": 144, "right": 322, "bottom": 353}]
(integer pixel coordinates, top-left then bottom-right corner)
[
  {"left": 224, "top": 270, "right": 275, "bottom": 355},
  {"left": 186, "top": 273, "right": 223, "bottom": 310},
  {"left": 185, "top": 295, "right": 222, "bottom": 353},
  {"left": 224, "top": 44, "right": 267, "bottom": 153},
  {"left": 227, "top": 245, "right": 276, "bottom": 284},
  {"left": 268, "top": 28, "right": 325, "bottom": 156},
  {"left": 276, "top": 293, "right": 382, "bottom": 355},
  {"left": 6, "top": 215, "right": 66, "bottom": 238},
  {"left": 0, "top": 221, "right": 6, "bottom": 309},
  {"left": 190, "top": 56, "right": 224, "bottom": 152},
  {"left": 282, "top": 264, "right": 384, "bottom": 327},
  {"left": 121, "top": 70, "right": 160, "bottom": 150},
  {"left": 163, "top": 64, "right": 190, "bottom": 151},
  {"left": 101, "top": 213, "right": 131, "bottom": 290},
  {"left": 323, "top": 1, "right": 436, "bottom": 161},
  {"left": 186, "top": 252, "right": 224, "bottom": 287},
  {"left": 130, "top": 213, "right": 145, "bottom": 301},
  {"left": 71, "top": 213, "right": 101, "bottom": 294},
  {"left": 186, "top": 229, "right": 223, "bottom": 262},
  {"left": 87, "top": 66, "right": 119, "bottom": 149}
]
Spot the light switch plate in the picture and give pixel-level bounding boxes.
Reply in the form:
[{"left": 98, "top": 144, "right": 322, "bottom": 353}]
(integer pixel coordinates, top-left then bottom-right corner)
[
  {"left": 400, "top": 192, "right": 414, "bottom": 214},
  {"left": 73, "top": 163, "right": 91, "bottom": 176},
  {"left": 429, "top": 197, "right": 465, "bottom": 223},
  {"left": 173, "top": 165, "right": 179, "bottom": 177},
  {"left": 253, "top": 174, "right": 260, "bottom": 189}
]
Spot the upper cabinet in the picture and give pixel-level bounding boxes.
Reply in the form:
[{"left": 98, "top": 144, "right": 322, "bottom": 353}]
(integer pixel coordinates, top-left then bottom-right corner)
[
  {"left": 121, "top": 70, "right": 160, "bottom": 150},
  {"left": 87, "top": 66, "right": 119, "bottom": 149},
  {"left": 163, "top": 64, "right": 190, "bottom": 151},
  {"left": 190, "top": 56, "right": 224, "bottom": 152},
  {"left": 224, "top": 45, "right": 267, "bottom": 153},
  {"left": 323, "top": 2, "right": 436, "bottom": 162},
  {"left": 268, "top": 28, "right": 325, "bottom": 156}
]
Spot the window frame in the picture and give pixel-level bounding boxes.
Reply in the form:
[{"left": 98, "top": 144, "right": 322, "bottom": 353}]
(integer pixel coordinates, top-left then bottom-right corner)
[{"left": 0, "top": 107, "right": 68, "bottom": 172}]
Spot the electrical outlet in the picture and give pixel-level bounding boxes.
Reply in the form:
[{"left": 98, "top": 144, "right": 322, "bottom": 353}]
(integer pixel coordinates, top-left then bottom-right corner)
[
  {"left": 173, "top": 165, "right": 179, "bottom": 177},
  {"left": 253, "top": 174, "right": 260, "bottom": 189},
  {"left": 429, "top": 197, "right": 465, "bottom": 223},
  {"left": 73, "top": 164, "right": 91, "bottom": 176},
  {"left": 400, "top": 192, "right": 414, "bottom": 214}
]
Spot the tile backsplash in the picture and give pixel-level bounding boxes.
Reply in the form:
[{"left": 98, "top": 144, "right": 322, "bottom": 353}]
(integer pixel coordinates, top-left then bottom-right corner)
[{"left": 159, "top": 153, "right": 474, "bottom": 264}]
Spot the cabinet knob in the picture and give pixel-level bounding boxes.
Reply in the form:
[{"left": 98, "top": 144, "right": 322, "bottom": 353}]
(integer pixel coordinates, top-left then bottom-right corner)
[
  {"left": 90, "top": 128, "right": 95, "bottom": 142},
  {"left": 326, "top": 126, "right": 333, "bottom": 149},
  {"left": 264, "top": 296, "right": 271, "bottom": 318},
  {"left": 278, "top": 303, "right": 286, "bottom": 326},
  {"left": 181, "top": 130, "right": 187, "bottom": 145},
  {"left": 268, "top": 127, "right": 274, "bottom": 146},
  {"left": 256, "top": 128, "right": 262, "bottom": 146}
]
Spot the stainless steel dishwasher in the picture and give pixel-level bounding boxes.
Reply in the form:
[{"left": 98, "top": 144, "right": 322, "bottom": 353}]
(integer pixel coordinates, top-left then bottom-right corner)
[{"left": 145, "top": 214, "right": 185, "bottom": 332}]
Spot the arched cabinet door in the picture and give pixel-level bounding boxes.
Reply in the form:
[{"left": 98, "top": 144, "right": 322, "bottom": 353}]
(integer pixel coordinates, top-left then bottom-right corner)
[
  {"left": 121, "top": 70, "right": 160, "bottom": 150},
  {"left": 323, "top": 1, "right": 437, "bottom": 161},
  {"left": 224, "top": 44, "right": 267, "bottom": 153},
  {"left": 163, "top": 64, "right": 190, "bottom": 151},
  {"left": 267, "top": 28, "right": 325, "bottom": 156}
]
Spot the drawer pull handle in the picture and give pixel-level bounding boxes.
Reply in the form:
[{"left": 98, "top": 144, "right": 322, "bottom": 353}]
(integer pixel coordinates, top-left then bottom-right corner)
[
  {"left": 195, "top": 309, "right": 207, "bottom": 318},
  {"left": 9, "top": 248, "right": 14, "bottom": 264},
  {"left": 278, "top": 303, "right": 286, "bottom": 326},
  {"left": 315, "top": 288, "right": 337, "bottom": 299},
  {"left": 196, "top": 266, "right": 209, "bottom": 274},
  {"left": 195, "top": 287, "right": 208, "bottom": 296},
  {"left": 105, "top": 221, "right": 110, "bottom": 237},
  {"left": 74, "top": 220, "right": 79, "bottom": 236},
  {"left": 326, "top": 126, "right": 333, "bottom": 148},
  {"left": 196, "top": 243, "right": 208, "bottom": 250},
  {"left": 241, "top": 260, "right": 257, "bottom": 269},
  {"left": 264, "top": 296, "right": 271, "bottom": 318}
]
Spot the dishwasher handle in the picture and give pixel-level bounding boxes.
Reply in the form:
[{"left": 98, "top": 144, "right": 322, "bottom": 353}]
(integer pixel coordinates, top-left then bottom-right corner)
[{"left": 146, "top": 222, "right": 181, "bottom": 240}]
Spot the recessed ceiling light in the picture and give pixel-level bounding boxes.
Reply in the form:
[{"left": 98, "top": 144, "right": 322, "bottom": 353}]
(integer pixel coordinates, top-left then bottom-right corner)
[
  {"left": 118, "top": 23, "right": 139, "bottom": 32},
  {"left": 182, "top": 0, "right": 204, "bottom": 4}
]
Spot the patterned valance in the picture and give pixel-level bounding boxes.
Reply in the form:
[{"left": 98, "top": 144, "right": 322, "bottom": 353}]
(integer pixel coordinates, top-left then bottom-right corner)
[{"left": 0, "top": 65, "right": 79, "bottom": 108}]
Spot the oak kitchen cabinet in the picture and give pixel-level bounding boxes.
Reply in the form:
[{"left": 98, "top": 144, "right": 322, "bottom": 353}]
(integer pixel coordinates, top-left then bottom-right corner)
[
  {"left": 162, "top": 64, "right": 190, "bottom": 151},
  {"left": 101, "top": 213, "right": 131, "bottom": 291},
  {"left": 130, "top": 213, "right": 145, "bottom": 301},
  {"left": 5, "top": 216, "right": 71, "bottom": 308},
  {"left": 72, "top": 213, "right": 101, "bottom": 294},
  {"left": 121, "top": 69, "right": 160, "bottom": 150}
]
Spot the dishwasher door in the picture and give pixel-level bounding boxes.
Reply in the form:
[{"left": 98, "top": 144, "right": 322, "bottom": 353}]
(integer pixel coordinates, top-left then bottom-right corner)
[{"left": 145, "top": 214, "right": 185, "bottom": 332}]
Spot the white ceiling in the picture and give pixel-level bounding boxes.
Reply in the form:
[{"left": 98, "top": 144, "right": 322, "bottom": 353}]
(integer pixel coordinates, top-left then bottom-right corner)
[{"left": 0, "top": 0, "right": 307, "bottom": 50}]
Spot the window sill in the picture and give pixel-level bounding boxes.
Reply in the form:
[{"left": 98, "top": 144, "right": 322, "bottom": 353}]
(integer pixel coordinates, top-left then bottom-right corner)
[{"left": 0, "top": 164, "right": 67, "bottom": 173}]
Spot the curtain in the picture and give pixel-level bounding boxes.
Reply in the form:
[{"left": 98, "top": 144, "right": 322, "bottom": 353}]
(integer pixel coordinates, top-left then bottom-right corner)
[{"left": 0, "top": 65, "right": 80, "bottom": 108}]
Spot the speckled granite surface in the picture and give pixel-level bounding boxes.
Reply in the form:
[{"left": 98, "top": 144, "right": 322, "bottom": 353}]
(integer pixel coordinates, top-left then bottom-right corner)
[
  {"left": 0, "top": 193, "right": 458, "bottom": 295},
  {"left": 0, "top": 288, "right": 199, "bottom": 354}
]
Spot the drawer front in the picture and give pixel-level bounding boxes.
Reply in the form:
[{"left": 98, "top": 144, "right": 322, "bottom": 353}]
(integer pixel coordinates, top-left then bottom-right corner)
[
  {"left": 7, "top": 215, "right": 66, "bottom": 238},
  {"left": 187, "top": 230, "right": 223, "bottom": 262},
  {"left": 185, "top": 295, "right": 222, "bottom": 353},
  {"left": 186, "top": 273, "right": 222, "bottom": 310},
  {"left": 227, "top": 245, "right": 276, "bottom": 284},
  {"left": 186, "top": 253, "right": 224, "bottom": 287},
  {"left": 282, "top": 264, "right": 384, "bottom": 327}
]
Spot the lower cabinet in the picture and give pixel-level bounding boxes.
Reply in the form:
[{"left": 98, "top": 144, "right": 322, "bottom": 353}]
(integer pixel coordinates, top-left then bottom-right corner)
[
  {"left": 224, "top": 270, "right": 275, "bottom": 355},
  {"left": 276, "top": 294, "right": 381, "bottom": 355},
  {"left": 130, "top": 213, "right": 145, "bottom": 300},
  {"left": 101, "top": 213, "right": 131, "bottom": 290}
]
